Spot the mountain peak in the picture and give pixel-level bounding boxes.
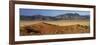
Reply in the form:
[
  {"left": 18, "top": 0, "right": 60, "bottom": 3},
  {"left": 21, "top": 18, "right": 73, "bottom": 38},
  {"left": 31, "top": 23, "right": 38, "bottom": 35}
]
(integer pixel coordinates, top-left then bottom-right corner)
[
  {"left": 32, "top": 14, "right": 43, "bottom": 16},
  {"left": 62, "top": 13, "right": 80, "bottom": 16}
]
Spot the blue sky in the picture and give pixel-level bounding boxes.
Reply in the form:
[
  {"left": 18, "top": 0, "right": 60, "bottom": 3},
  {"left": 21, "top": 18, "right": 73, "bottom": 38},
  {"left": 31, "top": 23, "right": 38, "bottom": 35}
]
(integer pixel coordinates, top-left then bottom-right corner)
[{"left": 20, "top": 8, "right": 90, "bottom": 16}]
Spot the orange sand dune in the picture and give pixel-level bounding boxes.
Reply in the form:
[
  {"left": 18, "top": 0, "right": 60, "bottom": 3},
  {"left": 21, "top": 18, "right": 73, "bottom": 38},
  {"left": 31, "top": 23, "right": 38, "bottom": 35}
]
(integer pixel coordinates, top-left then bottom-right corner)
[{"left": 20, "top": 22, "right": 90, "bottom": 36}]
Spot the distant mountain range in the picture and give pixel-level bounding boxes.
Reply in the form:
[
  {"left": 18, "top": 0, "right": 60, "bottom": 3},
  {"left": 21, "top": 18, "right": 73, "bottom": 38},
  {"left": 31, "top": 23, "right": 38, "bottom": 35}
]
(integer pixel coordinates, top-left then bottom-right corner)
[{"left": 20, "top": 13, "right": 90, "bottom": 20}]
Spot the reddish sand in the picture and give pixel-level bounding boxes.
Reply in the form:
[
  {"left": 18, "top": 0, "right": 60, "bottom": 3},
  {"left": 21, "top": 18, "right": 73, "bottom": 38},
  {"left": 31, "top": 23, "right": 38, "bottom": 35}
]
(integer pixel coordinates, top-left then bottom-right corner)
[{"left": 20, "top": 22, "right": 90, "bottom": 36}]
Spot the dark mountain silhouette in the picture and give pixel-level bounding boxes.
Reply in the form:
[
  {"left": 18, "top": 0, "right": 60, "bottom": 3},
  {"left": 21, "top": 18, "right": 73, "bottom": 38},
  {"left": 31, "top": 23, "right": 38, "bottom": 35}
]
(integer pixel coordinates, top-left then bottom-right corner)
[
  {"left": 20, "top": 13, "right": 90, "bottom": 20},
  {"left": 56, "top": 13, "right": 80, "bottom": 20}
]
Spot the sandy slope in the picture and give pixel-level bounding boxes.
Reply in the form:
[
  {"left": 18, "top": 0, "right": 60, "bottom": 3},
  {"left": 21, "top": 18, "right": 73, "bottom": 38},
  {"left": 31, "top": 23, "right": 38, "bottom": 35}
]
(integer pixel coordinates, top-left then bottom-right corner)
[{"left": 20, "top": 22, "right": 90, "bottom": 36}]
